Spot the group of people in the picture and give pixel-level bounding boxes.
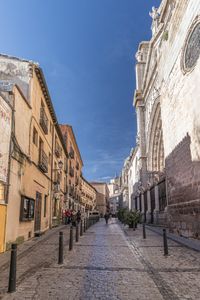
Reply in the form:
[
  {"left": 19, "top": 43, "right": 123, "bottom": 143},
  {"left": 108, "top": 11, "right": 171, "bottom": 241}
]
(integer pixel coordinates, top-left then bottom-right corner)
[
  {"left": 63, "top": 209, "right": 111, "bottom": 226},
  {"left": 63, "top": 209, "right": 81, "bottom": 226}
]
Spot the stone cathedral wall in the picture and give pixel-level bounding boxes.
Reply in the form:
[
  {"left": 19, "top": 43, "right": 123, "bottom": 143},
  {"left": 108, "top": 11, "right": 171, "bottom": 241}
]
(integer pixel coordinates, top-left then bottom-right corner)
[{"left": 158, "top": 0, "right": 200, "bottom": 237}]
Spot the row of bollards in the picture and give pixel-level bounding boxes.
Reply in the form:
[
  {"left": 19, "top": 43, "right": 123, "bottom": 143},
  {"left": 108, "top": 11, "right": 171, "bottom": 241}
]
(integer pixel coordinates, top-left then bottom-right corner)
[
  {"left": 7, "top": 216, "right": 99, "bottom": 294},
  {"left": 140, "top": 223, "right": 168, "bottom": 256},
  {"left": 60, "top": 217, "right": 99, "bottom": 257}
]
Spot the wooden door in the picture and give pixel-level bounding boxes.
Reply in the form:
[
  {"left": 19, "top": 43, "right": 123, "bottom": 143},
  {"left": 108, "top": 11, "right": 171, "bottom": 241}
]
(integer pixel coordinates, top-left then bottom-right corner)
[
  {"left": 150, "top": 187, "right": 155, "bottom": 224},
  {"left": 34, "top": 192, "right": 42, "bottom": 232},
  {"left": 158, "top": 180, "right": 167, "bottom": 211}
]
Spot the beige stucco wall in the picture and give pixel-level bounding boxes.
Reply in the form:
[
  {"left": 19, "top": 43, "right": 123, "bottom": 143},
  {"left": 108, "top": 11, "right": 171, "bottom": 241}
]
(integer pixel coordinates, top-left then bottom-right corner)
[
  {"left": 6, "top": 86, "right": 32, "bottom": 243},
  {"left": 90, "top": 183, "right": 109, "bottom": 215},
  {"left": 81, "top": 178, "right": 96, "bottom": 211},
  {"left": 6, "top": 71, "right": 54, "bottom": 244},
  {"left": 0, "top": 56, "right": 70, "bottom": 249},
  {"left": 60, "top": 125, "right": 83, "bottom": 211}
]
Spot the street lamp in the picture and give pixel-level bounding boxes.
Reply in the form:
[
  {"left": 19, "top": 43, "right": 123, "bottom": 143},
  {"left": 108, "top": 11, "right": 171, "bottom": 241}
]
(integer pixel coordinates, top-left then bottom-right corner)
[{"left": 53, "top": 160, "right": 63, "bottom": 171}]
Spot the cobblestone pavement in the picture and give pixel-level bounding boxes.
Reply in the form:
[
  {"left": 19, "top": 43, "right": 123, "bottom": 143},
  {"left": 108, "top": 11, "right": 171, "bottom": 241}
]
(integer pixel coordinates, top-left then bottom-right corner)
[
  {"left": 1, "top": 219, "right": 200, "bottom": 300},
  {"left": 0, "top": 225, "right": 70, "bottom": 298}
]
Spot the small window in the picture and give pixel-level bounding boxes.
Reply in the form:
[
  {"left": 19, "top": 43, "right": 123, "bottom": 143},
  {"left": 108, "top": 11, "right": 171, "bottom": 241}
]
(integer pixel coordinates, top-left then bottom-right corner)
[
  {"left": 59, "top": 171, "right": 62, "bottom": 183},
  {"left": 33, "top": 127, "right": 38, "bottom": 146},
  {"left": 44, "top": 195, "right": 47, "bottom": 217},
  {"left": 20, "top": 196, "right": 35, "bottom": 221}
]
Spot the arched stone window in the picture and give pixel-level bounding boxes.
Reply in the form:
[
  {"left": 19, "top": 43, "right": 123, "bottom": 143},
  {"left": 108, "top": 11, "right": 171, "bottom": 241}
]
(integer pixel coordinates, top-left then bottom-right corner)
[
  {"left": 147, "top": 102, "right": 164, "bottom": 173},
  {"left": 181, "top": 15, "right": 200, "bottom": 74}
]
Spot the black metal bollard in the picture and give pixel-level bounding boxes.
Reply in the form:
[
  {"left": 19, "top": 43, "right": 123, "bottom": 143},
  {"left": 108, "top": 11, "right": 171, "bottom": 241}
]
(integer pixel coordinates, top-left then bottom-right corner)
[
  {"left": 133, "top": 222, "right": 135, "bottom": 231},
  {"left": 80, "top": 220, "right": 83, "bottom": 236},
  {"left": 84, "top": 219, "right": 86, "bottom": 232},
  {"left": 8, "top": 244, "right": 17, "bottom": 293},
  {"left": 69, "top": 226, "right": 73, "bottom": 251},
  {"left": 76, "top": 224, "right": 79, "bottom": 242},
  {"left": 58, "top": 231, "right": 64, "bottom": 264},
  {"left": 143, "top": 223, "right": 146, "bottom": 239},
  {"left": 163, "top": 229, "right": 168, "bottom": 256}
]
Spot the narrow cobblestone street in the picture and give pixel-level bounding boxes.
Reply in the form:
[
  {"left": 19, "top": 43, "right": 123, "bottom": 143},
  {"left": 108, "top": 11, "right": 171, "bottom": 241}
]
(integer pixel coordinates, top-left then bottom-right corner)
[{"left": 1, "top": 219, "right": 200, "bottom": 300}]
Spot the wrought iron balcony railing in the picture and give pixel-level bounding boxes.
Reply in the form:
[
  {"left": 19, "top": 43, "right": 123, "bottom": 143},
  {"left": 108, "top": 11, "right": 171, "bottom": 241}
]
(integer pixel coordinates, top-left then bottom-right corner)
[
  {"left": 69, "top": 167, "right": 74, "bottom": 177},
  {"left": 40, "top": 107, "right": 48, "bottom": 135},
  {"left": 39, "top": 149, "right": 48, "bottom": 173},
  {"left": 64, "top": 161, "right": 68, "bottom": 174},
  {"left": 69, "top": 147, "right": 74, "bottom": 159},
  {"left": 69, "top": 186, "right": 74, "bottom": 197},
  {"left": 55, "top": 142, "right": 62, "bottom": 158}
]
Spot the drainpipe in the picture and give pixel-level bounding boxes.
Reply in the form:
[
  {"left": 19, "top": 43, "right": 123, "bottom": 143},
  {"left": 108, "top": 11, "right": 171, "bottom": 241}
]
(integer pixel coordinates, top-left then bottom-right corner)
[{"left": 50, "top": 122, "right": 55, "bottom": 228}]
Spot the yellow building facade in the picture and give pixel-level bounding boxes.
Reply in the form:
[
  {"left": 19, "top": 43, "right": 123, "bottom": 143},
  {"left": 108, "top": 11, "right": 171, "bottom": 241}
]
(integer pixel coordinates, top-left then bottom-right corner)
[
  {"left": 81, "top": 177, "right": 97, "bottom": 212},
  {"left": 60, "top": 125, "right": 83, "bottom": 212},
  {"left": 0, "top": 55, "right": 68, "bottom": 250}
]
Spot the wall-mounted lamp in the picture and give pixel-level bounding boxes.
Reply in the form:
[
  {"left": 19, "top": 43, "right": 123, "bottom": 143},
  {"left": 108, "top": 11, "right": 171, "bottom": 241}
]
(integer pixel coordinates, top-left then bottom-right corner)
[{"left": 53, "top": 160, "right": 63, "bottom": 171}]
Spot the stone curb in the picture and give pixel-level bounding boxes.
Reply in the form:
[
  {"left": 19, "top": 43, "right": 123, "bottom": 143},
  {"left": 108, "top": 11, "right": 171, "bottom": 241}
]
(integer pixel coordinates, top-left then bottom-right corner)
[
  {"left": 0, "top": 224, "right": 68, "bottom": 269},
  {"left": 146, "top": 225, "right": 200, "bottom": 252}
]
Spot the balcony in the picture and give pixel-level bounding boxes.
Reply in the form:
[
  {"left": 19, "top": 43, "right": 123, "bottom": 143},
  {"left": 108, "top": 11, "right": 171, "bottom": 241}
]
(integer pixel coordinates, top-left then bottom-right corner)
[
  {"left": 69, "top": 147, "right": 74, "bottom": 159},
  {"left": 69, "top": 186, "right": 74, "bottom": 197},
  {"left": 39, "top": 149, "right": 48, "bottom": 173},
  {"left": 40, "top": 107, "right": 48, "bottom": 135},
  {"left": 54, "top": 183, "right": 60, "bottom": 193},
  {"left": 69, "top": 167, "right": 74, "bottom": 177},
  {"left": 64, "top": 161, "right": 68, "bottom": 174},
  {"left": 53, "top": 171, "right": 61, "bottom": 184},
  {"left": 64, "top": 185, "right": 68, "bottom": 195},
  {"left": 55, "top": 142, "right": 61, "bottom": 158}
]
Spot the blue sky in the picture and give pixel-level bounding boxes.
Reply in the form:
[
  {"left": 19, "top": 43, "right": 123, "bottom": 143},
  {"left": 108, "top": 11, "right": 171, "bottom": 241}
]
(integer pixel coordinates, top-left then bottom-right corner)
[{"left": 0, "top": 0, "right": 160, "bottom": 181}]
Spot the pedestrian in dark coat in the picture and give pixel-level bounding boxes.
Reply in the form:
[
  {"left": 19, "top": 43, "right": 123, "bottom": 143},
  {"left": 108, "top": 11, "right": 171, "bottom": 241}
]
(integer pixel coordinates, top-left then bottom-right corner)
[
  {"left": 104, "top": 212, "right": 109, "bottom": 224},
  {"left": 77, "top": 210, "right": 81, "bottom": 223}
]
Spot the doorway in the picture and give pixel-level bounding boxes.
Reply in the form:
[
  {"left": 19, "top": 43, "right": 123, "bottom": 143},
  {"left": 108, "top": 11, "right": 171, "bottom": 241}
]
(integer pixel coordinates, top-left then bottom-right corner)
[{"left": 34, "top": 192, "right": 42, "bottom": 233}]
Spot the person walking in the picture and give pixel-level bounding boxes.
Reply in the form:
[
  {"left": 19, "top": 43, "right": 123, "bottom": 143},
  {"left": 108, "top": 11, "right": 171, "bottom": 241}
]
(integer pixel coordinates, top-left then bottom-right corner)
[
  {"left": 104, "top": 212, "right": 109, "bottom": 225},
  {"left": 64, "top": 209, "right": 68, "bottom": 225},
  {"left": 71, "top": 210, "right": 77, "bottom": 226},
  {"left": 76, "top": 210, "right": 81, "bottom": 224}
]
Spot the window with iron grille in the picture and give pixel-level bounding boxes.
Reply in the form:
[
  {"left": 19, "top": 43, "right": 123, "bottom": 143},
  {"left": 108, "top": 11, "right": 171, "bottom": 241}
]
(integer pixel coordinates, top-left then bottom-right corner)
[
  {"left": 44, "top": 195, "right": 47, "bottom": 217},
  {"left": 33, "top": 127, "right": 38, "bottom": 146},
  {"left": 20, "top": 196, "right": 35, "bottom": 221}
]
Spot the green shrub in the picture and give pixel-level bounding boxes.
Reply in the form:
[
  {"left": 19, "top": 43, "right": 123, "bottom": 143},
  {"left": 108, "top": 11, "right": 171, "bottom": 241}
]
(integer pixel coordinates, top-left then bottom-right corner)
[
  {"left": 117, "top": 208, "right": 128, "bottom": 223},
  {"left": 124, "top": 210, "right": 141, "bottom": 227}
]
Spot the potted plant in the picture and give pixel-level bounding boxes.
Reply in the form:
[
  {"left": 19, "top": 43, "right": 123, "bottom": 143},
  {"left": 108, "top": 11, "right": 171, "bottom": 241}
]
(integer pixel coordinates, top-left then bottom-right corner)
[{"left": 125, "top": 210, "right": 141, "bottom": 228}]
